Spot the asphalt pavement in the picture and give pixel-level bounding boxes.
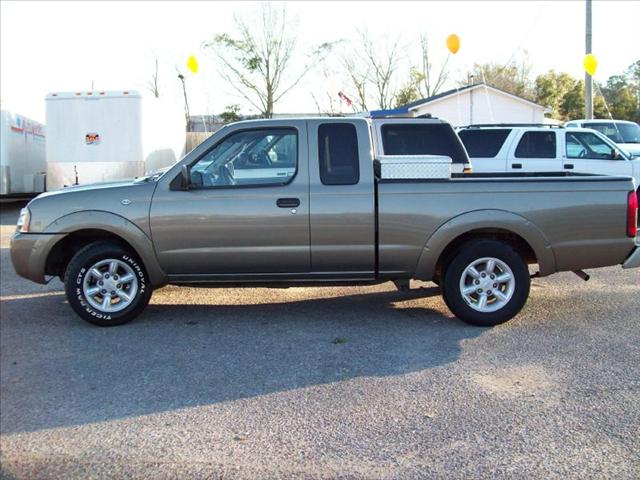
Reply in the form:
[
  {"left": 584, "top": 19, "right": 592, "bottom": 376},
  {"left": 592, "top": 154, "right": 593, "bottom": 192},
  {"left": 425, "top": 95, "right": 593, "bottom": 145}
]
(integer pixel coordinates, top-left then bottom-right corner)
[{"left": 1, "top": 201, "right": 639, "bottom": 479}]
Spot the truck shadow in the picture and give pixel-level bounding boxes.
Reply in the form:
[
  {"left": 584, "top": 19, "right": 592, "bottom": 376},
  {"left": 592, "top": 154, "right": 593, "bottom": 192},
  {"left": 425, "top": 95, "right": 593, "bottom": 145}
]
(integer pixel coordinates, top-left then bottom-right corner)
[{"left": 0, "top": 287, "right": 485, "bottom": 435}]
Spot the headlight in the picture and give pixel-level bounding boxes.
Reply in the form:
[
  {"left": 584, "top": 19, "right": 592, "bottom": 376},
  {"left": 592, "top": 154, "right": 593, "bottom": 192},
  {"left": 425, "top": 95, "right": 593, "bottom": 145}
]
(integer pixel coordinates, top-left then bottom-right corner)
[{"left": 16, "top": 208, "right": 31, "bottom": 233}]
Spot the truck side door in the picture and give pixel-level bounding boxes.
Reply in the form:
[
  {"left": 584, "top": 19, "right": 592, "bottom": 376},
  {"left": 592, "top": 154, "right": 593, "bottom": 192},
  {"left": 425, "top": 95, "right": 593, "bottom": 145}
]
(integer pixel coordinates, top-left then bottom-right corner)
[
  {"left": 564, "top": 130, "right": 633, "bottom": 177},
  {"left": 149, "top": 121, "right": 310, "bottom": 276},
  {"left": 508, "top": 129, "right": 563, "bottom": 172},
  {"left": 307, "top": 119, "right": 376, "bottom": 278}
]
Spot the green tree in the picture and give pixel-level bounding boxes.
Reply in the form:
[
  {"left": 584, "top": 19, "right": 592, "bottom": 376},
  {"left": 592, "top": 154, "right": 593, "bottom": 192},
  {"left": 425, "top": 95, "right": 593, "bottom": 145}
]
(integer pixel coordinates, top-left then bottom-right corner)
[
  {"left": 559, "top": 80, "right": 584, "bottom": 120},
  {"left": 534, "top": 70, "right": 576, "bottom": 120},
  {"left": 220, "top": 104, "right": 242, "bottom": 123},
  {"left": 624, "top": 60, "right": 640, "bottom": 117},
  {"left": 600, "top": 72, "right": 639, "bottom": 122},
  {"left": 559, "top": 79, "right": 607, "bottom": 120}
]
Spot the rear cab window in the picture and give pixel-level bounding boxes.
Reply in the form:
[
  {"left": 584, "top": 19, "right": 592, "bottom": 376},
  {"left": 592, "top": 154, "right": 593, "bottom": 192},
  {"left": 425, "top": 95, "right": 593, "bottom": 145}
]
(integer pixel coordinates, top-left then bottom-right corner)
[
  {"left": 458, "top": 129, "right": 511, "bottom": 158},
  {"left": 514, "top": 131, "right": 556, "bottom": 158},
  {"left": 380, "top": 123, "right": 468, "bottom": 165},
  {"left": 318, "top": 123, "right": 360, "bottom": 185}
]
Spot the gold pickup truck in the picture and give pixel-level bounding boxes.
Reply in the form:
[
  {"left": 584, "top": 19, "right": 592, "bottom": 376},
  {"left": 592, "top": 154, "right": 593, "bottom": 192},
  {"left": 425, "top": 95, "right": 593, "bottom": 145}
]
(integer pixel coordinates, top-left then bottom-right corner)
[{"left": 11, "top": 117, "right": 640, "bottom": 327}]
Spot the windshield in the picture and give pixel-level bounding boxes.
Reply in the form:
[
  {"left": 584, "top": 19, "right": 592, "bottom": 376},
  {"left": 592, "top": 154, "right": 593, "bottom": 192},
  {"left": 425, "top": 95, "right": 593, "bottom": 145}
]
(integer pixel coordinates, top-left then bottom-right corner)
[{"left": 584, "top": 122, "right": 640, "bottom": 144}]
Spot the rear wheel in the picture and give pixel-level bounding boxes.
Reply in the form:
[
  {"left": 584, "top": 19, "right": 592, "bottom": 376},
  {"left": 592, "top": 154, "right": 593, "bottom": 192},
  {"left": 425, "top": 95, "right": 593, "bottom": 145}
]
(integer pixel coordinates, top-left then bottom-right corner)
[
  {"left": 442, "top": 239, "right": 530, "bottom": 327},
  {"left": 64, "top": 241, "right": 152, "bottom": 326}
]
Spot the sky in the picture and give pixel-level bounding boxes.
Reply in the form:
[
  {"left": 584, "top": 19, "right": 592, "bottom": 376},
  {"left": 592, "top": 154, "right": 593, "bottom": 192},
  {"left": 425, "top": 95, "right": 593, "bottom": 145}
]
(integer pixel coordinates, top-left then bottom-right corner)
[{"left": 1, "top": 0, "right": 639, "bottom": 123}]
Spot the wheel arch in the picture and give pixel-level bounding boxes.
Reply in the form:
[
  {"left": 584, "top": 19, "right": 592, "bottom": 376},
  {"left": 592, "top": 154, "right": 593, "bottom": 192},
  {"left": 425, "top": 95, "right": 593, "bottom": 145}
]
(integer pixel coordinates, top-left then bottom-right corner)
[
  {"left": 413, "top": 210, "right": 556, "bottom": 281},
  {"left": 43, "top": 211, "right": 167, "bottom": 287}
]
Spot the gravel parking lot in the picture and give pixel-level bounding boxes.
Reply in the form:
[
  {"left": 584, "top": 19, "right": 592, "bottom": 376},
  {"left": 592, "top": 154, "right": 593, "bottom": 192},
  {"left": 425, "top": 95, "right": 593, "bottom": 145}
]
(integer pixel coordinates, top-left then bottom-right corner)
[{"left": 1, "top": 201, "right": 639, "bottom": 479}]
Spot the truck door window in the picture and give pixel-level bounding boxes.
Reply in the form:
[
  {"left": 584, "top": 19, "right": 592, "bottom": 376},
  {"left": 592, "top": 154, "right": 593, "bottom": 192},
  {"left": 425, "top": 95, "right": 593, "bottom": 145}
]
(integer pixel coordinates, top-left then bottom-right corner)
[
  {"left": 566, "top": 131, "right": 615, "bottom": 159},
  {"left": 458, "top": 129, "right": 511, "bottom": 158},
  {"left": 318, "top": 123, "right": 360, "bottom": 185},
  {"left": 189, "top": 128, "right": 297, "bottom": 188},
  {"left": 381, "top": 124, "right": 468, "bottom": 165},
  {"left": 514, "top": 131, "right": 556, "bottom": 158}
]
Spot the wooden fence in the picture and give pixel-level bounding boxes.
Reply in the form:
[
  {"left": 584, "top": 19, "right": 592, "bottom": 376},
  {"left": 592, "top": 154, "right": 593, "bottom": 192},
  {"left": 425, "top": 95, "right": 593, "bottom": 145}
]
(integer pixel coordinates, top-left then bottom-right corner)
[{"left": 185, "top": 132, "right": 214, "bottom": 153}]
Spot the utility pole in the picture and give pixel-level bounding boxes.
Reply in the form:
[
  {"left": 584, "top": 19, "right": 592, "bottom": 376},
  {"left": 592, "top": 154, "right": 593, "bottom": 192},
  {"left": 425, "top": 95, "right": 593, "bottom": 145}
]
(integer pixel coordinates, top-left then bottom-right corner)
[{"left": 585, "top": 0, "right": 593, "bottom": 119}]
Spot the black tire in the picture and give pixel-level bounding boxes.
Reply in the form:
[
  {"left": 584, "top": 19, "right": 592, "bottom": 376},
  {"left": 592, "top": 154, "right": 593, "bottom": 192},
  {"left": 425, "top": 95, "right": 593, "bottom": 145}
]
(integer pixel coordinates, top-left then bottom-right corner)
[
  {"left": 64, "top": 241, "right": 152, "bottom": 326},
  {"left": 441, "top": 239, "right": 530, "bottom": 327}
]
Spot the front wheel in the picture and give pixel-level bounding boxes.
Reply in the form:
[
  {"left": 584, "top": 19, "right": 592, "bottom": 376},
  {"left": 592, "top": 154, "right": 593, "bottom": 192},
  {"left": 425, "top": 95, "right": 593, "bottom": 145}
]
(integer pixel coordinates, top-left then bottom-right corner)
[
  {"left": 64, "top": 241, "right": 152, "bottom": 326},
  {"left": 441, "top": 239, "right": 530, "bottom": 327}
]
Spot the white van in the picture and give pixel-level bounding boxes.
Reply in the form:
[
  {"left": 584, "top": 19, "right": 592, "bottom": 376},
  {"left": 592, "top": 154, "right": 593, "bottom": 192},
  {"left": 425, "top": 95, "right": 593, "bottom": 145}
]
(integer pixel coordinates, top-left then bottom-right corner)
[{"left": 458, "top": 124, "right": 640, "bottom": 187}]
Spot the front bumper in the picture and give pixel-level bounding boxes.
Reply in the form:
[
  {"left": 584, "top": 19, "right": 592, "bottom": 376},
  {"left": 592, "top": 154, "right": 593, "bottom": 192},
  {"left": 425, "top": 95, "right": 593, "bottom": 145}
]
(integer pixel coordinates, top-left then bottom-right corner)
[
  {"left": 622, "top": 242, "right": 640, "bottom": 269},
  {"left": 10, "top": 232, "right": 66, "bottom": 284}
]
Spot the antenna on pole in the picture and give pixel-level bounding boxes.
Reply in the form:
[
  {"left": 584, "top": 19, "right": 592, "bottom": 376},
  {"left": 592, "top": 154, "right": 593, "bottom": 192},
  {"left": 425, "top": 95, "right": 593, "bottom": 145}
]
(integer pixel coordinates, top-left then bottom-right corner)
[{"left": 585, "top": 0, "right": 593, "bottom": 119}]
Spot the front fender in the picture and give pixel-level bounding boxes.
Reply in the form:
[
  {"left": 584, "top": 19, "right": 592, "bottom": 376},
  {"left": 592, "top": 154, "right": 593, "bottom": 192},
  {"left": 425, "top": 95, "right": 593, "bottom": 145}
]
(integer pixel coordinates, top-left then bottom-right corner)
[
  {"left": 44, "top": 210, "right": 167, "bottom": 287},
  {"left": 413, "top": 209, "right": 557, "bottom": 280}
]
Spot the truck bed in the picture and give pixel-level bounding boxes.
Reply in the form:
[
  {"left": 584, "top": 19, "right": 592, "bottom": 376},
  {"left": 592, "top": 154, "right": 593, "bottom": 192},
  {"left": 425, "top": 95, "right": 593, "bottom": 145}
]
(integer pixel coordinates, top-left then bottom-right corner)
[{"left": 376, "top": 173, "right": 636, "bottom": 279}]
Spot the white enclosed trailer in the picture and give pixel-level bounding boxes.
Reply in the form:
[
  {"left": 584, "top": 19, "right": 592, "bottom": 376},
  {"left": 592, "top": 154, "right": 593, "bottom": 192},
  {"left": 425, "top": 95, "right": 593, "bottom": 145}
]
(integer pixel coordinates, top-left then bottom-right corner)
[
  {"left": 46, "top": 91, "right": 145, "bottom": 190},
  {"left": 0, "top": 110, "right": 47, "bottom": 197}
]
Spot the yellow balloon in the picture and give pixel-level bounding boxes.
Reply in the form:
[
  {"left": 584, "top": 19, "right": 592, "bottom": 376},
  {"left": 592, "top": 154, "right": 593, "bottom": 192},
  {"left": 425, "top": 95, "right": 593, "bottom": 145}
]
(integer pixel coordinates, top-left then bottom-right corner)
[
  {"left": 446, "top": 34, "right": 460, "bottom": 55},
  {"left": 583, "top": 53, "right": 597, "bottom": 76},
  {"left": 187, "top": 55, "right": 199, "bottom": 74}
]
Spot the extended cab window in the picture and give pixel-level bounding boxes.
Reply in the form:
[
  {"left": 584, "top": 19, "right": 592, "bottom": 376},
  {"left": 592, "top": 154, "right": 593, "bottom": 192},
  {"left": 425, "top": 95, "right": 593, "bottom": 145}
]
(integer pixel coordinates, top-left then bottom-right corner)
[
  {"left": 189, "top": 128, "right": 297, "bottom": 188},
  {"left": 566, "top": 131, "right": 615, "bottom": 159},
  {"left": 458, "top": 129, "right": 511, "bottom": 158},
  {"left": 514, "top": 131, "right": 556, "bottom": 158},
  {"left": 318, "top": 123, "right": 359, "bottom": 185},
  {"left": 381, "top": 123, "right": 468, "bottom": 165}
]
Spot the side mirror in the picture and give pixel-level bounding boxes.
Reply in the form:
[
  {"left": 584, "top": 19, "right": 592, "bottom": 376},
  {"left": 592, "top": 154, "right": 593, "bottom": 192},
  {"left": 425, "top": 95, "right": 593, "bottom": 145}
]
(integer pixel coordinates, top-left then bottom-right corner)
[{"left": 180, "top": 164, "right": 191, "bottom": 190}]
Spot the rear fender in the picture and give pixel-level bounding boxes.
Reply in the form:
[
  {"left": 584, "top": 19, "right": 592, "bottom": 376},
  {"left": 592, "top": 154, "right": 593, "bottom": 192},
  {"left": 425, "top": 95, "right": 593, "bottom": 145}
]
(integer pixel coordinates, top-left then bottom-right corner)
[{"left": 413, "top": 209, "right": 556, "bottom": 280}]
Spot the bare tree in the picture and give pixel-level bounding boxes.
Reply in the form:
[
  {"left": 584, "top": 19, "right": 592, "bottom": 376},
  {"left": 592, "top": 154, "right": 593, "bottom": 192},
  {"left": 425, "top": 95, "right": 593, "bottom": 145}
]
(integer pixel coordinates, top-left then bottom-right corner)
[
  {"left": 341, "top": 30, "right": 401, "bottom": 111},
  {"left": 341, "top": 53, "right": 370, "bottom": 111},
  {"left": 203, "top": 3, "right": 333, "bottom": 118},
  {"left": 144, "top": 57, "right": 160, "bottom": 98},
  {"left": 362, "top": 32, "right": 401, "bottom": 110},
  {"left": 394, "top": 35, "right": 449, "bottom": 107},
  {"left": 416, "top": 35, "right": 449, "bottom": 98},
  {"left": 309, "top": 64, "right": 355, "bottom": 115}
]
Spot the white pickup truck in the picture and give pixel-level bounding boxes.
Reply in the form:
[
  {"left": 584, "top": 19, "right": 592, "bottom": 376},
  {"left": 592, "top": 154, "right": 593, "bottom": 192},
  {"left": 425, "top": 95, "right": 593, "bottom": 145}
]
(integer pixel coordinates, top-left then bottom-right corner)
[{"left": 458, "top": 124, "right": 640, "bottom": 187}]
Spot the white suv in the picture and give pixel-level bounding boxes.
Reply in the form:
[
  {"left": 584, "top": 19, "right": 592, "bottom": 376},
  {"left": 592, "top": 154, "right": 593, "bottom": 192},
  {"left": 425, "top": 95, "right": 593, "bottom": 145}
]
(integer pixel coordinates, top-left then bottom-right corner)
[
  {"left": 457, "top": 124, "right": 640, "bottom": 187},
  {"left": 565, "top": 119, "right": 640, "bottom": 157}
]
